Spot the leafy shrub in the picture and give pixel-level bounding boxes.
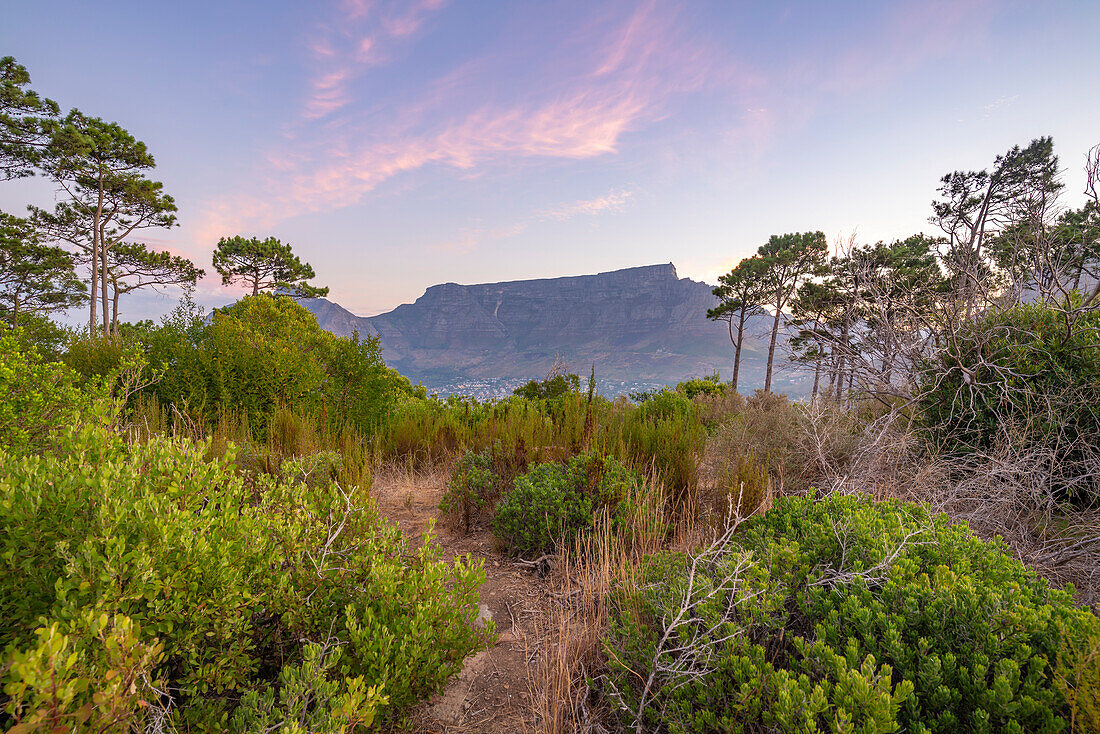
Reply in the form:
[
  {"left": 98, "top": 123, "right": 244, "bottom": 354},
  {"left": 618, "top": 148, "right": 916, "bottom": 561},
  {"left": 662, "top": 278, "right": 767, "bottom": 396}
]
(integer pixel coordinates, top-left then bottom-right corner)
[
  {"left": 676, "top": 374, "right": 726, "bottom": 400},
  {"left": 513, "top": 372, "right": 581, "bottom": 400},
  {"left": 62, "top": 332, "right": 129, "bottom": 380},
  {"left": 0, "top": 344, "right": 492, "bottom": 729},
  {"left": 636, "top": 388, "right": 696, "bottom": 422},
  {"left": 231, "top": 643, "right": 387, "bottom": 734},
  {"left": 493, "top": 451, "right": 640, "bottom": 557},
  {"left": 0, "top": 331, "right": 89, "bottom": 455},
  {"left": 3, "top": 612, "right": 164, "bottom": 733},
  {"left": 604, "top": 493, "right": 1100, "bottom": 733}
]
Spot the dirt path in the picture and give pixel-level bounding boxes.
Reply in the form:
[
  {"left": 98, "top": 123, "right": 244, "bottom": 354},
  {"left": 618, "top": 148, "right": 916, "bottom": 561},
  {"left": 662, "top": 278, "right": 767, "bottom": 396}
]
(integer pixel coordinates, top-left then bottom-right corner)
[{"left": 371, "top": 466, "right": 550, "bottom": 733}]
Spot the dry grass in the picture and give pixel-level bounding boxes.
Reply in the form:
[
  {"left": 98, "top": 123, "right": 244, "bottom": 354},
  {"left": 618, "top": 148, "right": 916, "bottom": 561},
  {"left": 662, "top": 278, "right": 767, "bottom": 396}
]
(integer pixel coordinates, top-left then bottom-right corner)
[{"left": 527, "top": 475, "right": 722, "bottom": 734}]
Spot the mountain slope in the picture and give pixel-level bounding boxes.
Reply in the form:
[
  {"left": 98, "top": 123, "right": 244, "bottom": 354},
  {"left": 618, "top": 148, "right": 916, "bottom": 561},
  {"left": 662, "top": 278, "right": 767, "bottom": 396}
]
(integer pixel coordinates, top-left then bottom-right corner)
[{"left": 300, "top": 263, "right": 802, "bottom": 394}]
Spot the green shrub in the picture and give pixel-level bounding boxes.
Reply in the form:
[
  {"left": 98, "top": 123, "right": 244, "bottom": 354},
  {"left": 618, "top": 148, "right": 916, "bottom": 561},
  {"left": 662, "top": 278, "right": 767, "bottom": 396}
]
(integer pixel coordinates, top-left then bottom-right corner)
[
  {"left": 441, "top": 447, "right": 503, "bottom": 533},
  {"left": 604, "top": 493, "right": 1100, "bottom": 733},
  {"left": 0, "top": 344, "right": 492, "bottom": 729},
  {"left": 676, "top": 374, "right": 726, "bottom": 400},
  {"left": 231, "top": 643, "right": 387, "bottom": 734},
  {"left": 3, "top": 612, "right": 164, "bottom": 733},
  {"left": 493, "top": 451, "right": 640, "bottom": 557},
  {"left": 636, "top": 388, "right": 696, "bottom": 422},
  {"left": 0, "top": 330, "right": 89, "bottom": 455},
  {"left": 513, "top": 372, "right": 581, "bottom": 400}
]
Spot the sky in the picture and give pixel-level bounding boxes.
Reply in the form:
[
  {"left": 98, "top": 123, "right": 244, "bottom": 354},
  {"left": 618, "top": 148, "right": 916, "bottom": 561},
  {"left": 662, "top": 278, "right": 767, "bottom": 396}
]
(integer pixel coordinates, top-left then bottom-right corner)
[{"left": 3, "top": 0, "right": 1099, "bottom": 319}]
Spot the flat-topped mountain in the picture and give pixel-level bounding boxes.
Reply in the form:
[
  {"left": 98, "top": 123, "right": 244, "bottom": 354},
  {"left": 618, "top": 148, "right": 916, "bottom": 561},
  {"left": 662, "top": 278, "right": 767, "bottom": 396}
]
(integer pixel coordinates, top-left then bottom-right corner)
[{"left": 300, "top": 263, "right": 799, "bottom": 395}]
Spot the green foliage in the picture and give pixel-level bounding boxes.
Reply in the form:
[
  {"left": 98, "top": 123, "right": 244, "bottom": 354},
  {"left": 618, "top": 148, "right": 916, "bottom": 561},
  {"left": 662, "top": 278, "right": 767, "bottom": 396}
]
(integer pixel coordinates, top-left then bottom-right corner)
[
  {"left": 604, "top": 493, "right": 1100, "bottom": 733},
  {"left": 31, "top": 108, "right": 178, "bottom": 335},
  {"left": 0, "top": 330, "right": 88, "bottom": 455},
  {"left": 676, "top": 374, "right": 726, "bottom": 400},
  {"left": 1053, "top": 615, "right": 1100, "bottom": 733},
  {"left": 494, "top": 451, "right": 640, "bottom": 557},
  {"left": 0, "top": 340, "right": 492, "bottom": 729},
  {"left": 440, "top": 443, "right": 526, "bottom": 533},
  {"left": 213, "top": 234, "right": 328, "bottom": 298},
  {"left": 3, "top": 612, "right": 164, "bottom": 733},
  {"left": 0, "top": 55, "right": 59, "bottom": 179},
  {"left": 0, "top": 213, "right": 84, "bottom": 325},
  {"left": 231, "top": 644, "right": 387, "bottom": 734},
  {"left": 637, "top": 388, "right": 696, "bottom": 422},
  {"left": 918, "top": 301, "right": 1100, "bottom": 499},
  {"left": 1, "top": 312, "right": 70, "bottom": 361},
  {"left": 83, "top": 294, "right": 413, "bottom": 437},
  {"left": 513, "top": 372, "right": 581, "bottom": 400}
]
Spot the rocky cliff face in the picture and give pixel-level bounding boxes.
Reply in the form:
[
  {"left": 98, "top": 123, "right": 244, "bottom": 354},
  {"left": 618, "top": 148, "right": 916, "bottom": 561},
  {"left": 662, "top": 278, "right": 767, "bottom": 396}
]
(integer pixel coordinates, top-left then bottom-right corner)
[{"left": 300, "top": 263, "right": 797, "bottom": 393}]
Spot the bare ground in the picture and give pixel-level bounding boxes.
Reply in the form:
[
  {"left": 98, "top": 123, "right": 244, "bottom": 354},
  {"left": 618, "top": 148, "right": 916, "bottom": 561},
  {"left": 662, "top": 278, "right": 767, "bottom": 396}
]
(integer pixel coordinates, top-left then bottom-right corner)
[{"left": 370, "top": 465, "right": 551, "bottom": 734}]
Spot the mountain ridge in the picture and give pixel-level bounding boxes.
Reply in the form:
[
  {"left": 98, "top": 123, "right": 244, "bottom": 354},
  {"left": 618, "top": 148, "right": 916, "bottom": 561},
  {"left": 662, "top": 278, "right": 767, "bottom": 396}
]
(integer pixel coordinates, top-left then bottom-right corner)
[{"left": 300, "top": 263, "right": 799, "bottom": 395}]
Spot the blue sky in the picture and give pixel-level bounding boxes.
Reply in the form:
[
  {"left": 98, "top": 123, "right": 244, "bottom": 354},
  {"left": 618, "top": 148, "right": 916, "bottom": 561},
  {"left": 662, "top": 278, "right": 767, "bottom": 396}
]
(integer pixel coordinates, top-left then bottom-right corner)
[{"left": 3, "top": 0, "right": 1099, "bottom": 318}]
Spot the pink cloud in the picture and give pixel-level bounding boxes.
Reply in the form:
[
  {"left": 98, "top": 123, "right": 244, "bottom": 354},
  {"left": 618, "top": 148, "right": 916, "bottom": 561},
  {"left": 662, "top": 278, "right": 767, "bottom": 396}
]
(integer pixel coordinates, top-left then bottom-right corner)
[
  {"left": 195, "top": 1, "right": 722, "bottom": 242},
  {"left": 537, "top": 189, "right": 634, "bottom": 221},
  {"left": 301, "top": 0, "right": 448, "bottom": 120}
]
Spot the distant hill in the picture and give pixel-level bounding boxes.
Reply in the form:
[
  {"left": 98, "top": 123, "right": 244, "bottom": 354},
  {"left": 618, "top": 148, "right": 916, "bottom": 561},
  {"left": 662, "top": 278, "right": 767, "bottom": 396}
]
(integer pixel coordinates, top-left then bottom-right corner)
[{"left": 300, "top": 263, "right": 808, "bottom": 396}]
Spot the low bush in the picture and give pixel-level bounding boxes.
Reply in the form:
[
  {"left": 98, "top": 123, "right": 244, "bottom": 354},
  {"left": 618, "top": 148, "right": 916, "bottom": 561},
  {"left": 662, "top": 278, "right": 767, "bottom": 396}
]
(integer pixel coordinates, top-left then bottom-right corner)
[
  {"left": 0, "top": 343, "right": 492, "bottom": 730},
  {"left": 0, "top": 331, "right": 89, "bottom": 455},
  {"left": 494, "top": 451, "right": 641, "bottom": 557},
  {"left": 603, "top": 493, "right": 1100, "bottom": 733},
  {"left": 636, "top": 389, "right": 696, "bottom": 423},
  {"left": 440, "top": 442, "right": 528, "bottom": 533}
]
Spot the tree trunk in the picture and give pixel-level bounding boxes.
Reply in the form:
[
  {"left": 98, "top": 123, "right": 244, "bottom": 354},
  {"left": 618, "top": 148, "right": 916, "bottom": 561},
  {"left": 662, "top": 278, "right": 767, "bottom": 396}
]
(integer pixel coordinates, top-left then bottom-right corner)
[
  {"left": 764, "top": 307, "right": 782, "bottom": 393},
  {"left": 732, "top": 305, "right": 748, "bottom": 394},
  {"left": 811, "top": 349, "right": 823, "bottom": 403},
  {"left": 89, "top": 235, "right": 98, "bottom": 335},
  {"left": 111, "top": 278, "right": 120, "bottom": 334},
  {"left": 101, "top": 232, "right": 110, "bottom": 334},
  {"left": 91, "top": 175, "right": 104, "bottom": 336}
]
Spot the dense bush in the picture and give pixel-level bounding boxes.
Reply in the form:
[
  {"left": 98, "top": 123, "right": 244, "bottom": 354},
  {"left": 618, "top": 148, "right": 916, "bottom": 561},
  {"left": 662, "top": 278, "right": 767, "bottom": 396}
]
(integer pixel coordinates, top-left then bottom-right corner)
[
  {"left": 494, "top": 451, "right": 641, "bottom": 557},
  {"left": 0, "top": 344, "right": 492, "bottom": 730},
  {"left": 676, "top": 374, "right": 726, "bottom": 400},
  {"left": 636, "top": 388, "right": 696, "bottom": 422},
  {"left": 604, "top": 493, "right": 1099, "bottom": 733},
  {"left": 918, "top": 302, "right": 1100, "bottom": 500},
  {"left": 0, "top": 331, "right": 90, "bottom": 455},
  {"left": 62, "top": 295, "right": 418, "bottom": 437}
]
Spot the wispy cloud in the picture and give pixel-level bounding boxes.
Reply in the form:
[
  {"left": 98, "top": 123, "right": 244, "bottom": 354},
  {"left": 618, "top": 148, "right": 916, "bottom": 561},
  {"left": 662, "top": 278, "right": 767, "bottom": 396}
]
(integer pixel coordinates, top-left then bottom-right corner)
[
  {"left": 814, "top": 0, "right": 993, "bottom": 95},
  {"left": 537, "top": 189, "right": 634, "bottom": 220},
  {"left": 302, "top": 0, "right": 447, "bottom": 120},
  {"left": 198, "top": 0, "right": 714, "bottom": 238},
  {"left": 431, "top": 187, "right": 635, "bottom": 254}
]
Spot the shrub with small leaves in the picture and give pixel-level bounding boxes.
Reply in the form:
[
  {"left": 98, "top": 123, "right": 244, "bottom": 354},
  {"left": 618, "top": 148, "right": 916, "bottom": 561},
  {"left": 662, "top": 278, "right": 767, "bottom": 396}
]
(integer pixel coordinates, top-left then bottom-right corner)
[
  {"left": 493, "top": 451, "right": 640, "bottom": 557},
  {"left": 603, "top": 493, "right": 1100, "bottom": 733},
  {"left": 0, "top": 340, "right": 493, "bottom": 730},
  {"left": 2, "top": 612, "right": 163, "bottom": 734},
  {"left": 231, "top": 643, "right": 387, "bottom": 734}
]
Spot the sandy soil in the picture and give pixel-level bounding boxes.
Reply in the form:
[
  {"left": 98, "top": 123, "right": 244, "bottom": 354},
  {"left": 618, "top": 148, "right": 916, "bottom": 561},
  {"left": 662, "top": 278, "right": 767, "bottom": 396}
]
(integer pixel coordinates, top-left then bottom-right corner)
[{"left": 370, "top": 465, "right": 550, "bottom": 733}]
